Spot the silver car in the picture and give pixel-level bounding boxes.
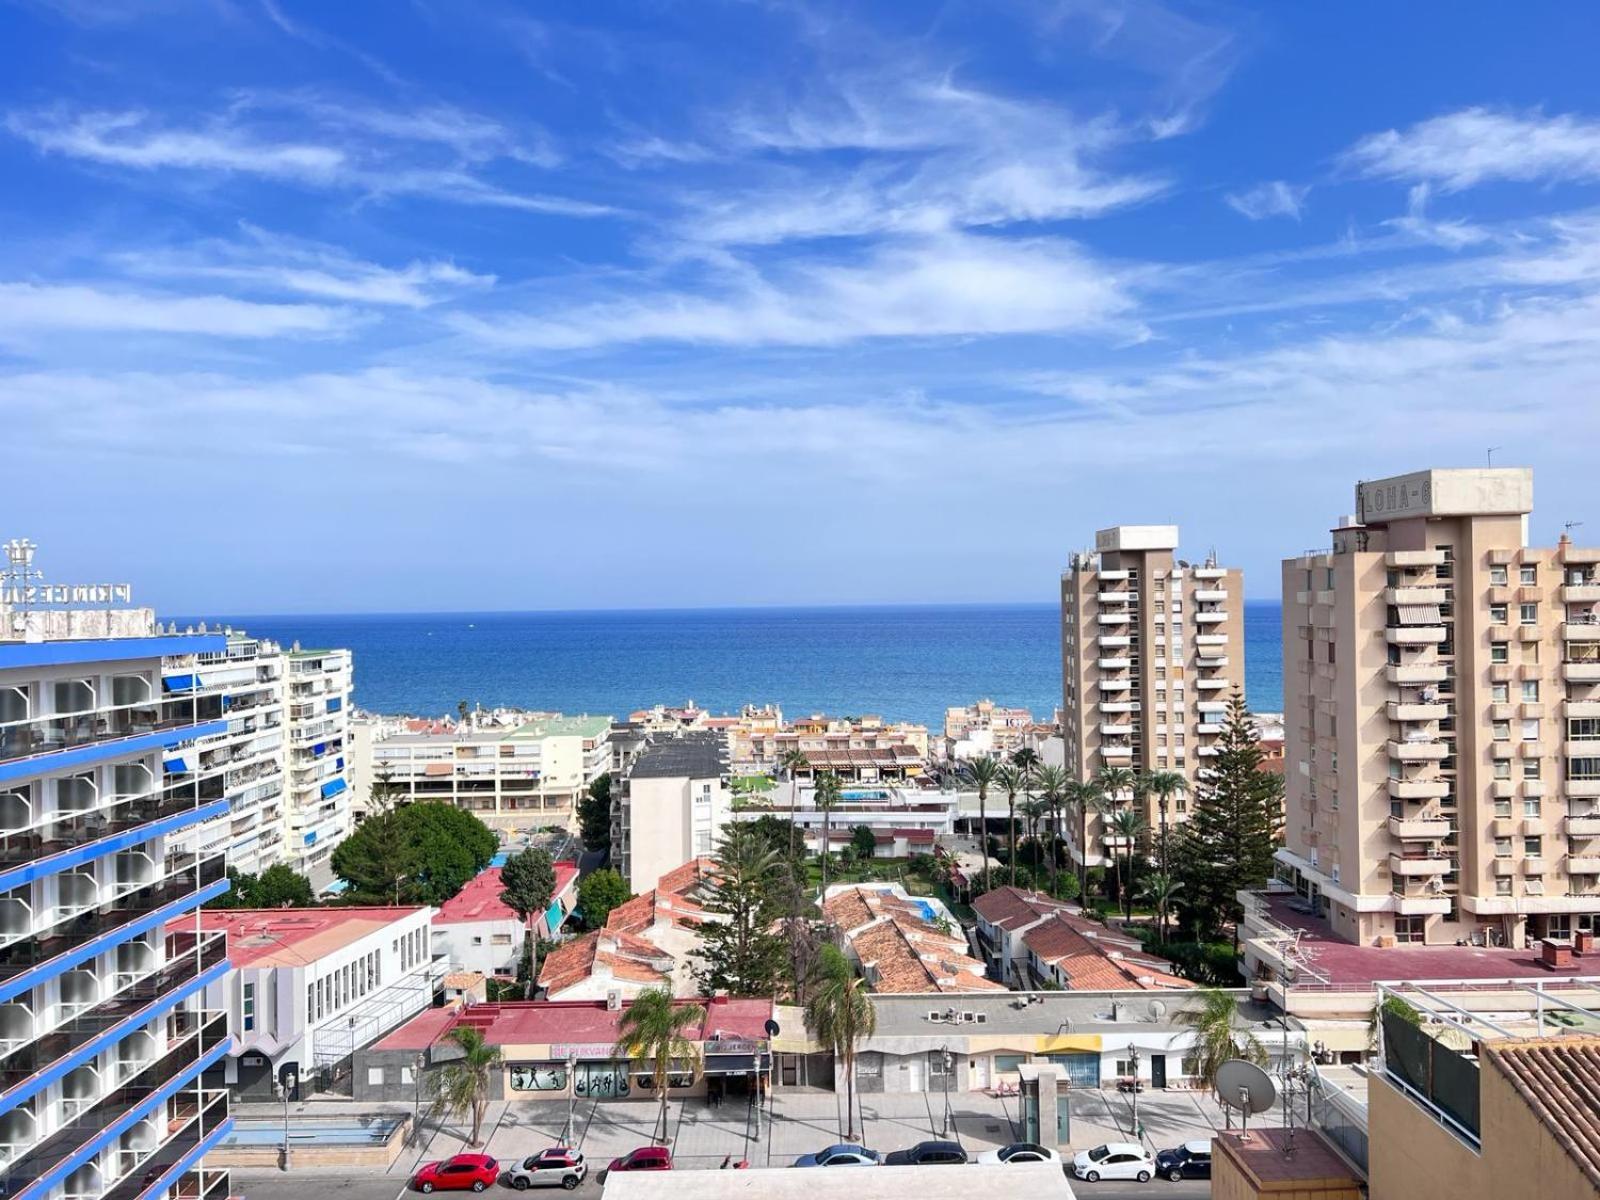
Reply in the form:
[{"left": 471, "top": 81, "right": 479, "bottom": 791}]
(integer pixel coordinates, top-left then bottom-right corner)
[{"left": 506, "top": 1149, "right": 588, "bottom": 1191}]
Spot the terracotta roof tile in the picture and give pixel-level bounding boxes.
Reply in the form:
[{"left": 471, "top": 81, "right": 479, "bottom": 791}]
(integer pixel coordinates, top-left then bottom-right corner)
[
  {"left": 1021, "top": 913, "right": 1193, "bottom": 991},
  {"left": 1484, "top": 1036, "right": 1600, "bottom": 1191},
  {"left": 972, "top": 885, "right": 1081, "bottom": 930}
]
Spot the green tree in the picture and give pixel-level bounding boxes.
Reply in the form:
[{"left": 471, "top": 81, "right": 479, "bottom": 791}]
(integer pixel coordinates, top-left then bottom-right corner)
[
  {"left": 1138, "top": 871, "right": 1182, "bottom": 945},
  {"left": 500, "top": 848, "right": 556, "bottom": 999},
  {"left": 1178, "top": 989, "right": 1266, "bottom": 1095},
  {"left": 332, "top": 802, "right": 495, "bottom": 906},
  {"left": 779, "top": 748, "right": 809, "bottom": 861},
  {"left": 850, "top": 825, "right": 877, "bottom": 860},
  {"left": 614, "top": 989, "right": 704, "bottom": 1144},
  {"left": 804, "top": 945, "right": 876, "bottom": 1140},
  {"left": 577, "top": 773, "right": 612, "bottom": 852},
  {"left": 575, "top": 868, "right": 630, "bottom": 930},
  {"left": 743, "top": 814, "right": 802, "bottom": 863},
  {"left": 1109, "top": 808, "right": 1147, "bottom": 919},
  {"left": 1010, "top": 747, "right": 1041, "bottom": 772},
  {"left": 1031, "top": 765, "right": 1068, "bottom": 896},
  {"left": 994, "top": 762, "right": 1029, "bottom": 887},
  {"left": 1139, "top": 769, "right": 1189, "bottom": 877},
  {"left": 962, "top": 756, "right": 1002, "bottom": 893},
  {"left": 693, "top": 826, "right": 787, "bottom": 996},
  {"left": 1171, "top": 693, "right": 1283, "bottom": 940},
  {"left": 430, "top": 1025, "right": 502, "bottom": 1147},
  {"left": 814, "top": 772, "right": 842, "bottom": 894}
]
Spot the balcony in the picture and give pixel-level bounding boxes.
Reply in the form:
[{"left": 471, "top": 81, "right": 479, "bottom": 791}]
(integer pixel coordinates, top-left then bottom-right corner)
[
  {"left": 1097, "top": 657, "right": 1131, "bottom": 669},
  {"left": 1194, "top": 611, "right": 1229, "bottom": 624},
  {"left": 1098, "top": 590, "right": 1134, "bottom": 604},
  {"left": 99, "top": 1095, "right": 230, "bottom": 1200},
  {"left": 1099, "top": 744, "right": 1133, "bottom": 760},
  {"left": 1386, "top": 626, "right": 1447, "bottom": 645},
  {"left": 1566, "top": 814, "right": 1600, "bottom": 836},
  {"left": 1097, "top": 613, "right": 1131, "bottom": 626},
  {"left": 1389, "top": 852, "right": 1449, "bottom": 876},
  {"left": 1193, "top": 588, "right": 1228, "bottom": 603},
  {"left": 1193, "top": 567, "right": 1226, "bottom": 580},
  {"left": 1388, "top": 813, "right": 1450, "bottom": 840},
  {"left": 1389, "top": 738, "right": 1449, "bottom": 762},
  {"left": 1099, "top": 723, "right": 1135, "bottom": 737},
  {"left": 1387, "top": 701, "right": 1449, "bottom": 722},
  {"left": 1098, "top": 570, "right": 1130, "bottom": 582},
  {"left": 1568, "top": 856, "right": 1600, "bottom": 875},
  {"left": 1564, "top": 622, "right": 1600, "bottom": 642},
  {"left": 1098, "top": 635, "right": 1131, "bottom": 649},
  {"left": 1563, "top": 583, "right": 1600, "bottom": 603},
  {"left": 1388, "top": 777, "right": 1450, "bottom": 800},
  {"left": 1196, "top": 655, "right": 1229, "bottom": 668},
  {"left": 1195, "top": 678, "right": 1232, "bottom": 691},
  {"left": 1567, "top": 701, "right": 1600, "bottom": 719},
  {"left": 1386, "top": 550, "right": 1446, "bottom": 568},
  {"left": 1386, "top": 586, "right": 1450, "bottom": 605},
  {"left": 1387, "top": 663, "right": 1448, "bottom": 684},
  {"left": 1564, "top": 662, "right": 1600, "bottom": 683},
  {"left": 0, "top": 697, "right": 218, "bottom": 766},
  {"left": 1098, "top": 680, "right": 1131, "bottom": 692},
  {"left": 1196, "top": 723, "right": 1223, "bottom": 735},
  {"left": 0, "top": 784, "right": 219, "bottom": 878},
  {"left": 1195, "top": 633, "right": 1228, "bottom": 647}
]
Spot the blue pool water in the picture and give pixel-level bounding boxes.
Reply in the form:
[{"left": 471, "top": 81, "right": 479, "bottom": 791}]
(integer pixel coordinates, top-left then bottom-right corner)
[
  {"left": 841, "top": 789, "right": 889, "bottom": 802},
  {"left": 490, "top": 852, "right": 509, "bottom": 867},
  {"left": 912, "top": 899, "right": 938, "bottom": 922}
]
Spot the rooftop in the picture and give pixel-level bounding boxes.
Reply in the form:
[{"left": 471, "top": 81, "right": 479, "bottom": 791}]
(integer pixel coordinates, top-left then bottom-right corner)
[
  {"left": 183, "top": 906, "right": 428, "bottom": 969},
  {"left": 1484, "top": 1036, "right": 1600, "bottom": 1192},
  {"left": 538, "top": 929, "right": 672, "bottom": 995},
  {"left": 865, "top": 987, "right": 1276, "bottom": 1038},
  {"left": 1213, "top": 1127, "right": 1361, "bottom": 1188},
  {"left": 372, "top": 995, "right": 774, "bottom": 1052},
  {"left": 1020, "top": 912, "right": 1194, "bottom": 991},
  {"left": 509, "top": 714, "right": 612, "bottom": 740},
  {"left": 972, "top": 885, "right": 1081, "bottom": 931},
  {"left": 432, "top": 862, "right": 579, "bottom": 926},
  {"left": 629, "top": 732, "right": 727, "bottom": 780},
  {"left": 1354, "top": 466, "right": 1533, "bottom": 523},
  {"left": 824, "top": 885, "right": 1000, "bottom": 994}
]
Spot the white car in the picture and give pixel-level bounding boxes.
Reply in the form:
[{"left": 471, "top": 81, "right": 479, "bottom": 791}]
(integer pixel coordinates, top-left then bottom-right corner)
[
  {"left": 1072, "top": 1142, "right": 1155, "bottom": 1182},
  {"left": 506, "top": 1149, "right": 588, "bottom": 1190},
  {"left": 975, "top": 1143, "right": 1062, "bottom": 1166}
]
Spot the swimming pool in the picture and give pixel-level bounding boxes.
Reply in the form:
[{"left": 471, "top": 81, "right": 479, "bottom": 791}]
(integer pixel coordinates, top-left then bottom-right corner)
[
  {"left": 224, "top": 1118, "right": 404, "bottom": 1146},
  {"left": 490, "top": 852, "right": 508, "bottom": 867},
  {"left": 840, "top": 789, "right": 889, "bottom": 802},
  {"left": 911, "top": 900, "right": 939, "bottom": 923}
]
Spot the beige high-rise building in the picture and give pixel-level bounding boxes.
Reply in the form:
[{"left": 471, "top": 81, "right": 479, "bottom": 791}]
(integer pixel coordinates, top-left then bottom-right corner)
[
  {"left": 1280, "top": 466, "right": 1600, "bottom": 948},
  {"left": 1060, "top": 525, "right": 1246, "bottom": 866}
]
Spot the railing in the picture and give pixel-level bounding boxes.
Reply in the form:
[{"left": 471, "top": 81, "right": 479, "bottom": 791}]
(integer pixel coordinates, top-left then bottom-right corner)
[
  {"left": 0, "top": 698, "right": 221, "bottom": 763},
  {"left": 0, "top": 786, "right": 220, "bottom": 874},
  {"left": 97, "top": 1090, "right": 228, "bottom": 1200}
]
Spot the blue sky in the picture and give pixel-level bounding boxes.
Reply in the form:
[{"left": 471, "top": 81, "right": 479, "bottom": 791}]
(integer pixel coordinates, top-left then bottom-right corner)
[{"left": 6, "top": 1, "right": 1600, "bottom": 613}]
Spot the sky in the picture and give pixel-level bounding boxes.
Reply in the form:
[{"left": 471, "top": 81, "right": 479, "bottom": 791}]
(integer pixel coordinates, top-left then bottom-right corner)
[{"left": 6, "top": 1, "right": 1600, "bottom": 613}]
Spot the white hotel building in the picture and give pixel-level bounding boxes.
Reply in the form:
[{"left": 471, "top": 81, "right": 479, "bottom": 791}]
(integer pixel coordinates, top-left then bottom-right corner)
[{"left": 282, "top": 649, "right": 353, "bottom": 876}]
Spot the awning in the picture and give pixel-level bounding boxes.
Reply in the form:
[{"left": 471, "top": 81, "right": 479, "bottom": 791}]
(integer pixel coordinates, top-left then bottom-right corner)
[
  {"left": 425, "top": 763, "right": 452, "bottom": 777},
  {"left": 163, "top": 755, "right": 191, "bottom": 773},
  {"left": 162, "top": 674, "right": 198, "bottom": 693},
  {"left": 312, "top": 742, "right": 327, "bottom": 756},
  {"left": 1397, "top": 604, "right": 1443, "bottom": 625},
  {"left": 327, "top": 697, "right": 342, "bottom": 712},
  {"left": 702, "top": 1053, "right": 771, "bottom": 1076},
  {"left": 320, "top": 778, "right": 348, "bottom": 799}
]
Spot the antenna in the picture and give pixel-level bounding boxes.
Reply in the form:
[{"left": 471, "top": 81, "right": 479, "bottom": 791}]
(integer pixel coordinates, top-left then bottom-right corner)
[
  {"left": 1214, "top": 1059, "right": 1276, "bottom": 1135},
  {"left": 1566, "top": 521, "right": 1585, "bottom": 537},
  {"left": 1486, "top": 446, "right": 1501, "bottom": 466},
  {"left": 1148, "top": 999, "right": 1168, "bottom": 1022}
]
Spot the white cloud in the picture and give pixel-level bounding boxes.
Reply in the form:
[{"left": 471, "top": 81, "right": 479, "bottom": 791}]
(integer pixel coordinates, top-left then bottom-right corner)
[
  {"left": 0, "top": 282, "right": 349, "bottom": 338},
  {"left": 8, "top": 109, "right": 345, "bottom": 179},
  {"left": 1383, "top": 184, "right": 1492, "bottom": 249},
  {"left": 450, "top": 233, "right": 1137, "bottom": 349},
  {"left": 1344, "top": 106, "right": 1600, "bottom": 192},
  {"left": 1224, "top": 180, "right": 1308, "bottom": 221},
  {"left": 114, "top": 225, "right": 495, "bottom": 308}
]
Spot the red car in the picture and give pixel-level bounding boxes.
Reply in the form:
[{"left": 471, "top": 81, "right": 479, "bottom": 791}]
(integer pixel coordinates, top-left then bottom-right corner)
[
  {"left": 413, "top": 1153, "right": 499, "bottom": 1193},
  {"left": 605, "top": 1146, "right": 672, "bottom": 1176}
]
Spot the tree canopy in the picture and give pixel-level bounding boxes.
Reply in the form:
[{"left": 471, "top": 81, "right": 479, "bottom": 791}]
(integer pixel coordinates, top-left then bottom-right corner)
[
  {"left": 575, "top": 868, "right": 630, "bottom": 929},
  {"left": 331, "top": 801, "right": 497, "bottom": 906},
  {"left": 577, "top": 773, "right": 612, "bottom": 852},
  {"left": 500, "top": 848, "right": 557, "bottom": 999},
  {"left": 693, "top": 825, "right": 787, "bottom": 997},
  {"left": 209, "top": 863, "right": 318, "bottom": 909}
]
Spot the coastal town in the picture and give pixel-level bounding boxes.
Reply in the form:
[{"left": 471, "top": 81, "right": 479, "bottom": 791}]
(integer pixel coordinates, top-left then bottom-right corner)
[{"left": 3, "top": 466, "right": 1599, "bottom": 1200}]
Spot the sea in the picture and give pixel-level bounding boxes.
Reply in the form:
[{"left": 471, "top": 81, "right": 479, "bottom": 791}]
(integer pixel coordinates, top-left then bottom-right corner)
[{"left": 203, "top": 601, "right": 1284, "bottom": 729}]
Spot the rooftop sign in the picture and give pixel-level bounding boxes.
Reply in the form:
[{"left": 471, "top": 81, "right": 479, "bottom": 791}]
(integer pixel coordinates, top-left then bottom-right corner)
[{"left": 1, "top": 539, "right": 132, "bottom": 608}]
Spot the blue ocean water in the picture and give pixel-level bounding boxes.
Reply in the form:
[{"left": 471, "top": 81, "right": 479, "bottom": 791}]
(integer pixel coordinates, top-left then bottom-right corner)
[{"left": 207, "top": 601, "right": 1284, "bottom": 729}]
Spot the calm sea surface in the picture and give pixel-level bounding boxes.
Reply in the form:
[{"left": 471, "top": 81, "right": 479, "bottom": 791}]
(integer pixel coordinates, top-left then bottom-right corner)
[{"left": 200, "top": 602, "right": 1284, "bottom": 728}]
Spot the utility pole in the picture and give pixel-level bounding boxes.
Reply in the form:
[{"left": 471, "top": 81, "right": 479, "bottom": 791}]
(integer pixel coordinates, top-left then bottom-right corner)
[
  {"left": 1128, "top": 1046, "right": 1140, "bottom": 1145},
  {"left": 566, "top": 1052, "right": 578, "bottom": 1145}
]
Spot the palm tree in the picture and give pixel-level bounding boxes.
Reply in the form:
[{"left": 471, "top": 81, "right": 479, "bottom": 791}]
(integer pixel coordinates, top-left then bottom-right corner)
[
  {"left": 1031, "top": 765, "right": 1068, "bottom": 897},
  {"left": 614, "top": 988, "right": 705, "bottom": 1145},
  {"left": 962, "top": 757, "right": 1002, "bottom": 894},
  {"left": 805, "top": 952, "right": 877, "bottom": 1140},
  {"left": 1138, "top": 871, "right": 1182, "bottom": 945},
  {"left": 1064, "top": 778, "right": 1102, "bottom": 904},
  {"left": 779, "top": 748, "right": 809, "bottom": 861},
  {"left": 1109, "top": 808, "right": 1147, "bottom": 919},
  {"left": 431, "top": 1026, "right": 502, "bottom": 1147},
  {"left": 1179, "top": 989, "right": 1266, "bottom": 1096},
  {"left": 1010, "top": 747, "right": 1041, "bottom": 772},
  {"left": 814, "top": 772, "right": 842, "bottom": 895},
  {"left": 1139, "top": 769, "right": 1188, "bottom": 876},
  {"left": 1093, "top": 766, "right": 1136, "bottom": 903},
  {"left": 994, "top": 763, "right": 1029, "bottom": 887}
]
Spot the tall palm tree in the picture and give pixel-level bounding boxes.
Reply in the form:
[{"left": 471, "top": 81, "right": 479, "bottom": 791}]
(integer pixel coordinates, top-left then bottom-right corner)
[
  {"left": 962, "top": 756, "right": 1002, "bottom": 894},
  {"left": 1010, "top": 747, "right": 1041, "bottom": 773},
  {"left": 1110, "top": 808, "right": 1148, "bottom": 919},
  {"left": 1179, "top": 989, "right": 1266, "bottom": 1097},
  {"left": 1138, "top": 872, "right": 1182, "bottom": 945},
  {"left": 994, "top": 762, "right": 1029, "bottom": 887},
  {"left": 1139, "top": 769, "right": 1188, "bottom": 877},
  {"left": 614, "top": 988, "right": 706, "bottom": 1145},
  {"left": 431, "top": 1026, "right": 502, "bottom": 1147},
  {"left": 779, "top": 748, "right": 809, "bottom": 861},
  {"left": 814, "top": 771, "right": 842, "bottom": 895},
  {"left": 1030, "top": 765, "right": 1068, "bottom": 897},
  {"left": 805, "top": 953, "right": 877, "bottom": 1140},
  {"left": 1020, "top": 795, "right": 1050, "bottom": 877},
  {"left": 1064, "top": 778, "right": 1102, "bottom": 905},
  {"left": 1093, "top": 766, "right": 1136, "bottom": 900}
]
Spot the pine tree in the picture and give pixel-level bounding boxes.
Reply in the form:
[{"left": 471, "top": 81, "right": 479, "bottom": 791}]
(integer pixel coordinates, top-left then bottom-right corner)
[
  {"left": 692, "top": 824, "right": 787, "bottom": 997},
  {"left": 1171, "top": 692, "right": 1283, "bottom": 940}
]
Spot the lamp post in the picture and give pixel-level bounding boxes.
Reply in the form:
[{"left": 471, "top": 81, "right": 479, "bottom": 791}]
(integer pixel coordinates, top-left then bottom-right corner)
[
  {"left": 940, "top": 1047, "right": 953, "bottom": 1137},
  {"left": 1127, "top": 1046, "right": 1141, "bottom": 1145},
  {"left": 565, "top": 1052, "right": 578, "bottom": 1146},
  {"left": 280, "top": 1070, "right": 297, "bottom": 1172},
  {"left": 412, "top": 1054, "right": 425, "bottom": 1147}
]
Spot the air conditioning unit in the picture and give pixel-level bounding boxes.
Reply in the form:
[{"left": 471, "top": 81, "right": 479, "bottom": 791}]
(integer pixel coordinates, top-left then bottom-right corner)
[{"left": 605, "top": 990, "right": 622, "bottom": 1012}]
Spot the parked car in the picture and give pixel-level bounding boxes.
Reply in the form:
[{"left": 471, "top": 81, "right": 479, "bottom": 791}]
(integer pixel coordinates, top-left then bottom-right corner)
[
  {"left": 604, "top": 1146, "right": 673, "bottom": 1177},
  {"left": 412, "top": 1154, "right": 500, "bottom": 1193},
  {"left": 507, "top": 1148, "right": 588, "bottom": 1190},
  {"left": 1072, "top": 1143, "right": 1155, "bottom": 1183},
  {"left": 1155, "top": 1140, "right": 1212, "bottom": 1182},
  {"left": 884, "top": 1140, "right": 969, "bottom": 1166},
  {"left": 792, "top": 1144, "right": 883, "bottom": 1167},
  {"left": 975, "top": 1142, "right": 1062, "bottom": 1166}
]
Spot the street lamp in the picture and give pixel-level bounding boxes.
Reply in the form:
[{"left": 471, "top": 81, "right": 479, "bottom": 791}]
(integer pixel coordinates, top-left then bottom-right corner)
[
  {"left": 940, "top": 1047, "right": 954, "bottom": 1137},
  {"left": 279, "top": 1070, "right": 297, "bottom": 1172},
  {"left": 1127, "top": 1047, "right": 1141, "bottom": 1145},
  {"left": 412, "top": 1054, "right": 425, "bottom": 1147},
  {"left": 565, "top": 1052, "right": 578, "bottom": 1146}
]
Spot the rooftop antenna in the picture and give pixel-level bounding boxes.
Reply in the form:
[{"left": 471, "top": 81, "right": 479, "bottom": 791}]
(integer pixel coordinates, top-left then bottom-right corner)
[
  {"left": 1215, "top": 1059, "right": 1275, "bottom": 1136},
  {"left": 1565, "top": 521, "right": 1585, "bottom": 538},
  {"left": 1486, "top": 446, "right": 1500, "bottom": 466}
]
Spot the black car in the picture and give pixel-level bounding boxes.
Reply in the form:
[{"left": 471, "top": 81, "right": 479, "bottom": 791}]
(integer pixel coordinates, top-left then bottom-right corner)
[
  {"left": 1154, "top": 1140, "right": 1212, "bottom": 1182},
  {"left": 884, "top": 1140, "right": 969, "bottom": 1166}
]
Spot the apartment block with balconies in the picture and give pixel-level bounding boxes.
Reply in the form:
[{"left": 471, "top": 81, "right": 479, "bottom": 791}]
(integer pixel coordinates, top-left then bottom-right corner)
[
  {"left": 0, "top": 542, "right": 233, "bottom": 1200},
  {"left": 1060, "top": 525, "right": 1246, "bottom": 867},
  {"left": 1279, "top": 467, "right": 1600, "bottom": 949},
  {"left": 281, "top": 649, "right": 352, "bottom": 878}
]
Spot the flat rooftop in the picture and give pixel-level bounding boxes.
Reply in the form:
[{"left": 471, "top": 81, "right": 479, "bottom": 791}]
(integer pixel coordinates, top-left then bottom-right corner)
[
  {"left": 373, "top": 995, "right": 773, "bottom": 1052},
  {"left": 181, "top": 906, "right": 428, "bottom": 968},
  {"left": 1260, "top": 893, "right": 1591, "bottom": 985},
  {"left": 1214, "top": 1127, "right": 1361, "bottom": 1188},
  {"left": 432, "top": 862, "right": 579, "bottom": 925},
  {"left": 866, "top": 988, "right": 1275, "bottom": 1038},
  {"left": 629, "top": 733, "right": 727, "bottom": 780}
]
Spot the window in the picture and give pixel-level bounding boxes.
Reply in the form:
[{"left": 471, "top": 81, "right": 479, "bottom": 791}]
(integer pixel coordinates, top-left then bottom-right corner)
[
  {"left": 1523, "top": 797, "right": 1541, "bottom": 818},
  {"left": 1523, "top": 760, "right": 1542, "bottom": 780},
  {"left": 1115, "top": 1059, "right": 1139, "bottom": 1077},
  {"left": 1493, "top": 721, "right": 1510, "bottom": 742},
  {"left": 471, "top": 936, "right": 483, "bottom": 946},
  {"left": 1491, "top": 642, "right": 1509, "bottom": 664},
  {"left": 367, "top": 1067, "right": 384, "bottom": 1086},
  {"left": 1571, "top": 718, "right": 1600, "bottom": 741},
  {"left": 1490, "top": 604, "right": 1508, "bottom": 624},
  {"left": 1522, "top": 719, "right": 1541, "bottom": 742},
  {"left": 1494, "top": 798, "right": 1512, "bottom": 817},
  {"left": 1496, "top": 877, "right": 1513, "bottom": 896},
  {"left": 994, "top": 1054, "right": 1027, "bottom": 1074},
  {"left": 1522, "top": 640, "right": 1541, "bottom": 665},
  {"left": 1521, "top": 564, "right": 1538, "bottom": 585},
  {"left": 242, "top": 982, "right": 256, "bottom": 1033},
  {"left": 1490, "top": 565, "right": 1508, "bottom": 586},
  {"left": 1525, "top": 836, "right": 1543, "bottom": 857},
  {"left": 1492, "top": 682, "right": 1509, "bottom": 703},
  {"left": 1495, "top": 837, "right": 1512, "bottom": 858},
  {"left": 1520, "top": 603, "right": 1539, "bottom": 625},
  {"left": 1493, "top": 760, "right": 1512, "bottom": 780},
  {"left": 1573, "top": 757, "right": 1600, "bottom": 781},
  {"left": 492, "top": 934, "right": 513, "bottom": 946},
  {"left": 1522, "top": 680, "right": 1540, "bottom": 702}
]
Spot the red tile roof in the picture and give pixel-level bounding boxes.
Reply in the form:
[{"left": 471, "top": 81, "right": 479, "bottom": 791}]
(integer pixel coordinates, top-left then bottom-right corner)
[
  {"left": 823, "top": 885, "right": 1000, "bottom": 994},
  {"left": 538, "top": 929, "right": 673, "bottom": 996},
  {"left": 180, "top": 907, "right": 427, "bottom": 969},
  {"left": 373, "top": 995, "right": 775, "bottom": 1052},
  {"left": 972, "top": 885, "right": 1080, "bottom": 930},
  {"left": 1485, "top": 1036, "right": 1600, "bottom": 1192},
  {"left": 604, "top": 888, "right": 705, "bottom": 935},
  {"left": 1021, "top": 913, "right": 1193, "bottom": 991},
  {"left": 432, "top": 862, "right": 579, "bottom": 926}
]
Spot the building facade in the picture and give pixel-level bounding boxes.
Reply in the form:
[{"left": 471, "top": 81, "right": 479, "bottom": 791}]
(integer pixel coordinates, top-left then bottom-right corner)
[
  {"left": 281, "top": 649, "right": 352, "bottom": 877},
  {"left": 431, "top": 862, "right": 579, "bottom": 980},
  {"left": 943, "top": 699, "right": 1034, "bottom": 762},
  {"left": 1280, "top": 467, "right": 1600, "bottom": 947},
  {"left": 610, "top": 733, "right": 729, "bottom": 893},
  {"left": 0, "top": 541, "right": 234, "bottom": 1200},
  {"left": 1061, "top": 525, "right": 1246, "bottom": 865}
]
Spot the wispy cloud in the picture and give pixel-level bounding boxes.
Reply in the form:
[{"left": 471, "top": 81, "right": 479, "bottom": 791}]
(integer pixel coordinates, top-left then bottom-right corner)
[
  {"left": 0, "top": 281, "right": 350, "bottom": 339},
  {"left": 114, "top": 224, "right": 495, "bottom": 308},
  {"left": 450, "top": 232, "right": 1138, "bottom": 349},
  {"left": 1224, "top": 180, "right": 1308, "bottom": 221},
  {"left": 1343, "top": 106, "right": 1600, "bottom": 191}
]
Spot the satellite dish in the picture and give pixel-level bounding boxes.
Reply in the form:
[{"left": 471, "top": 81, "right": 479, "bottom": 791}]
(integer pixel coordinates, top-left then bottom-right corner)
[
  {"left": 1215, "top": 1060, "right": 1276, "bottom": 1131},
  {"left": 764, "top": 1018, "right": 781, "bottom": 1038},
  {"left": 1148, "top": 1000, "right": 1167, "bottom": 1022}
]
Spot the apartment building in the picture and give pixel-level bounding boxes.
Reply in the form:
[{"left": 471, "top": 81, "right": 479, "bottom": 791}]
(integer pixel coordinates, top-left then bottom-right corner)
[
  {"left": 1280, "top": 467, "right": 1600, "bottom": 949},
  {"left": 1060, "top": 525, "right": 1246, "bottom": 865},
  {"left": 370, "top": 714, "right": 612, "bottom": 832},
  {"left": 0, "top": 539, "right": 234, "bottom": 1200},
  {"left": 281, "top": 649, "right": 352, "bottom": 877},
  {"left": 943, "top": 699, "right": 1034, "bottom": 762},
  {"left": 729, "top": 714, "right": 928, "bottom": 782},
  {"left": 610, "top": 733, "right": 729, "bottom": 892}
]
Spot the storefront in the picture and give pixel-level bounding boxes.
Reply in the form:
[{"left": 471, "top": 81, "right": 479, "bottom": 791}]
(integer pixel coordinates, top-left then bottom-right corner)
[{"left": 502, "top": 1038, "right": 769, "bottom": 1102}]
